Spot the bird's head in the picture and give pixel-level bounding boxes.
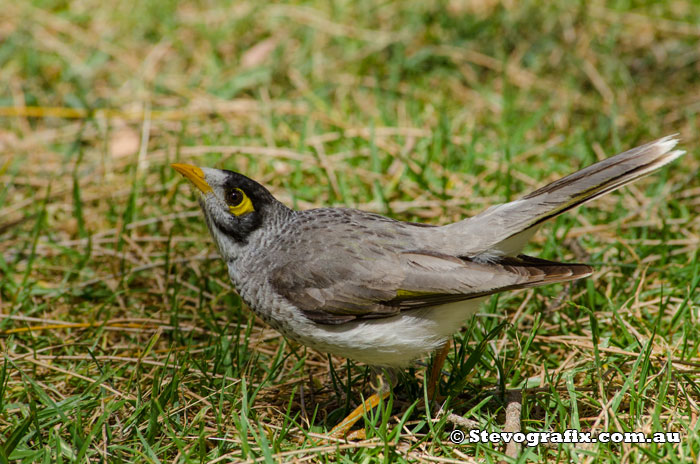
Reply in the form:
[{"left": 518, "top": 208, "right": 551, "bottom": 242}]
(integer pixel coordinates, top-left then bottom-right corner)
[{"left": 172, "top": 164, "right": 288, "bottom": 257}]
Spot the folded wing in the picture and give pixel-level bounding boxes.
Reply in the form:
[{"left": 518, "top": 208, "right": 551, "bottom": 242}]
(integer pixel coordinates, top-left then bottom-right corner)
[{"left": 271, "top": 248, "right": 591, "bottom": 324}]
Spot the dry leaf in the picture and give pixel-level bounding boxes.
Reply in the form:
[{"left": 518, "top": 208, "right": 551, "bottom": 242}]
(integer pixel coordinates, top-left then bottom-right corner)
[
  {"left": 110, "top": 127, "right": 140, "bottom": 158},
  {"left": 241, "top": 37, "right": 278, "bottom": 69}
]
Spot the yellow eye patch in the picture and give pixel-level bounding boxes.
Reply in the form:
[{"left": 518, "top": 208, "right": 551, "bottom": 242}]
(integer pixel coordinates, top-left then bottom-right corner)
[{"left": 227, "top": 188, "right": 255, "bottom": 216}]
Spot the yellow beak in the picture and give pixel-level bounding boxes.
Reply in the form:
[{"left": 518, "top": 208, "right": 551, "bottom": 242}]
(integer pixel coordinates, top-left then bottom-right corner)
[{"left": 172, "top": 163, "right": 212, "bottom": 193}]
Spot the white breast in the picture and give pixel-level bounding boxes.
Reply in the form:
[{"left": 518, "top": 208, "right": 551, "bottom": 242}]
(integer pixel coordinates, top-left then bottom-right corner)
[{"left": 275, "top": 298, "right": 485, "bottom": 367}]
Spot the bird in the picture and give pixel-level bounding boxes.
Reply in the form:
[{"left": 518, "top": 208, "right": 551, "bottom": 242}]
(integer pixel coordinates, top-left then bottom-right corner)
[{"left": 172, "top": 135, "right": 684, "bottom": 436}]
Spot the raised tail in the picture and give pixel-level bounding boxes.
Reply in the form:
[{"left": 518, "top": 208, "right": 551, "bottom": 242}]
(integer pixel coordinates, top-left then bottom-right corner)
[{"left": 445, "top": 135, "right": 685, "bottom": 258}]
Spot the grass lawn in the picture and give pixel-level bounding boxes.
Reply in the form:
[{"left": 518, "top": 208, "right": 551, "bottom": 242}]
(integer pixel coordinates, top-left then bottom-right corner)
[{"left": 1, "top": 1, "right": 699, "bottom": 462}]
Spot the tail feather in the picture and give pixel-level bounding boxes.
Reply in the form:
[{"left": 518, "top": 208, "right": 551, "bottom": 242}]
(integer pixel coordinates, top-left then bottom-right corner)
[
  {"left": 444, "top": 135, "right": 685, "bottom": 258},
  {"left": 518, "top": 135, "right": 684, "bottom": 226}
]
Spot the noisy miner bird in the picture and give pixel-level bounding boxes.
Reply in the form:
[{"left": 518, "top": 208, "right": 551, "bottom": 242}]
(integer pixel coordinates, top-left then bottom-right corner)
[{"left": 173, "top": 135, "right": 684, "bottom": 436}]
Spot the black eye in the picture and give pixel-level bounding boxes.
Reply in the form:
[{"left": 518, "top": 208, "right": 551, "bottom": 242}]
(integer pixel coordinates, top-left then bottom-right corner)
[{"left": 227, "top": 188, "right": 244, "bottom": 206}]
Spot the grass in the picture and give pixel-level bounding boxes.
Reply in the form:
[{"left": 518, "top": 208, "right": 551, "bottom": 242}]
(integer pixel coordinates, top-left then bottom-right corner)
[{"left": 1, "top": 0, "right": 699, "bottom": 462}]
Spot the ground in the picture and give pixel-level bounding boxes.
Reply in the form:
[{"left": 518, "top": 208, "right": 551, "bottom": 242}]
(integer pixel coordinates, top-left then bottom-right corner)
[{"left": 0, "top": 1, "right": 699, "bottom": 462}]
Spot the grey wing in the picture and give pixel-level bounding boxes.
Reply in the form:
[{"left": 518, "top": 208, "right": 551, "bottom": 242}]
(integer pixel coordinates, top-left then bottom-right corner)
[
  {"left": 270, "top": 236, "right": 592, "bottom": 325},
  {"left": 269, "top": 244, "right": 405, "bottom": 324},
  {"left": 393, "top": 252, "right": 592, "bottom": 308}
]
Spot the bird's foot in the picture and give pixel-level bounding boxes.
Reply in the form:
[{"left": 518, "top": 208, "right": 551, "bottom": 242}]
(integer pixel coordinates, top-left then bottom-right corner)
[{"left": 328, "top": 391, "right": 390, "bottom": 439}]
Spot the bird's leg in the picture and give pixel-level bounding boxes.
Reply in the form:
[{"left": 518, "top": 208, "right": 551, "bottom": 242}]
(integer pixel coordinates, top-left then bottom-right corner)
[
  {"left": 329, "top": 368, "right": 393, "bottom": 439},
  {"left": 329, "top": 391, "right": 390, "bottom": 439},
  {"left": 426, "top": 340, "right": 451, "bottom": 402}
]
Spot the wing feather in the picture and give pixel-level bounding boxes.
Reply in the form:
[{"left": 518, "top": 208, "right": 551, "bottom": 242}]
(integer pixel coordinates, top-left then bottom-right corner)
[{"left": 271, "top": 244, "right": 591, "bottom": 324}]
